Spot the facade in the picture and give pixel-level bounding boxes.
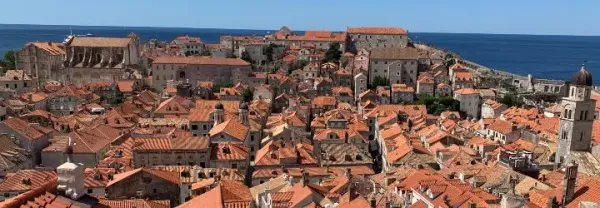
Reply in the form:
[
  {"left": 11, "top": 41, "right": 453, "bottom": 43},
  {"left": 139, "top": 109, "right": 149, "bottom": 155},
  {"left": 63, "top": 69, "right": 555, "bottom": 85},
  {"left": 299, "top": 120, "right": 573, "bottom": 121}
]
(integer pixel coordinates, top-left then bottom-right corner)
[
  {"left": 454, "top": 88, "right": 481, "bottom": 120},
  {"left": 555, "top": 65, "right": 595, "bottom": 167},
  {"left": 346, "top": 27, "right": 409, "bottom": 52},
  {"left": 391, "top": 84, "right": 415, "bottom": 103},
  {"left": 64, "top": 35, "right": 141, "bottom": 84},
  {"left": 270, "top": 30, "right": 346, "bottom": 52},
  {"left": 354, "top": 73, "right": 368, "bottom": 102},
  {"left": 416, "top": 76, "right": 435, "bottom": 96},
  {"left": 151, "top": 56, "right": 251, "bottom": 91},
  {"left": 369, "top": 47, "right": 428, "bottom": 85},
  {"left": 171, "top": 36, "right": 205, "bottom": 56},
  {"left": 16, "top": 42, "right": 65, "bottom": 83},
  {"left": 132, "top": 137, "right": 210, "bottom": 168},
  {"left": 481, "top": 99, "right": 508, "bottom": 119},
  {"left": 106, "top": 168, "right": 181, "bottom": 207},
  {"left": 0, "top": 70, "right": 35, "bottom": 93},
  {"left": 0, "top": 117, "right": 52, "bottom": 165}
]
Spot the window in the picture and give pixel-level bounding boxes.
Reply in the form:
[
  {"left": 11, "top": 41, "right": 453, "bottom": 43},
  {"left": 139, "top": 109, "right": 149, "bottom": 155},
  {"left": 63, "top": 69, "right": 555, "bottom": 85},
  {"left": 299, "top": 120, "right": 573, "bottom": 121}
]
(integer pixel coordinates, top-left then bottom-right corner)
[
  {"left": 14, "top": 84, "right": 17, "bottom": 89},
  {"left": 24, "top": 82, "right": 27, "bottom": 88},
  {"left": 568, "top": 110, "right": 572, "bottom": 119},
  {"left": 4, "top": 193, "right": 9, "bottom": 197},
  {"left": 191, "top": 125, "right": 198, "bottom": 130},
  {"left": 584, "top": 110, "right": 588, "bottom": 120},
  {"left": 231, "top": 163, "right": 237, "bottom": 169},
  {"left": 203, "top": 125, "right": 207, "bottom": 130},
  {"left": 250, "top": 135, "right": 255, "bottom": 141},
  {"left": 153, "top": 189, "right": 157, "bottom": 194},
  {"left": 580, "top": 132, "right": 584, "bottom": 141},
  {"left": 87, "top": 189, "right": 93, "bottom": 194},
  {"left": 580, "top": 111, "right": 584, "bottom": 121}
]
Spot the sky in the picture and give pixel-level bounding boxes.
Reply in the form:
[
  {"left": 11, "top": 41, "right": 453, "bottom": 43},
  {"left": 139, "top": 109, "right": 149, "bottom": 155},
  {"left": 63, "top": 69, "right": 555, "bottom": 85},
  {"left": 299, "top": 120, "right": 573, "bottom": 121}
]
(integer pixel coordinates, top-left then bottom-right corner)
[{"left": 1, "top": 0, "right": 599, "bottom": 36}]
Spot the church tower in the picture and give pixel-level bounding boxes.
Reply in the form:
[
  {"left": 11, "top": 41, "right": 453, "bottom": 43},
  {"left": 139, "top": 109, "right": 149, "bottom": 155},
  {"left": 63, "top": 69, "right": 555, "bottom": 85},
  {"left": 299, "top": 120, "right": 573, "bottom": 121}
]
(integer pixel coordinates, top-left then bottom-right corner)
[{"left": 555, "top": 64, "right": 594, "bottom": 167}]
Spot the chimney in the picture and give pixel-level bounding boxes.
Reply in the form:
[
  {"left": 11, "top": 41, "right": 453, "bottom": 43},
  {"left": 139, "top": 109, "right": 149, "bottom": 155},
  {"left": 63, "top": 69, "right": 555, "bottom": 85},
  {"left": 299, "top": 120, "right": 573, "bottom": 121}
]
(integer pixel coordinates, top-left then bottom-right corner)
[
  {"left": 300, "top": 169, "right": 308, "bottom": 187},
  {"left": 562, "top": 162, "right": 578, "bottom": 206}
]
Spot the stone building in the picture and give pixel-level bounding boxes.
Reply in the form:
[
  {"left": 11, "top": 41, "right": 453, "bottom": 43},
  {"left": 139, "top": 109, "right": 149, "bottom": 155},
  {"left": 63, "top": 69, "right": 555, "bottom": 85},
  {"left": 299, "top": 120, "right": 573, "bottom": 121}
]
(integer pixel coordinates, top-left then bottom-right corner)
[
  {"left": 555, "top": 65, "right": 596, "bottom": 168},
  {"left": 106, "top": 168, "right": 181, "bottom": 207},
  {"left": 270, "top": 30, "right": 346, "bottom": 52},
  {"left": 0, "top": 70, "right": 36, "bottom": 93},
  {"left": 151, "top": 56, "right": 251, "bottom": 91},
  {"left": 454, "top": 88, "right": 481, "bottom": 120},
  {"left": 416, "top": 75, "right": 435, "bottom": 96},
  {"left": 346, "top": 27, "right": 409, "bottom": 52},
  {"left": 354, "top": 73, "right": 368, "bottom": 102},
  {"left": 171, "top": 36, "right": 205, "bottom": 56},
  {"left": 391, "top": 84, "right": 415, "bottom": 103},
  {"left": 481, "top": 99, "right": 508, "bottom": 119},
  {"left": 63, "top": 35, "right": 141, "bottom": 84},
  {"left": 0, "top": 117, "right": 52, "bottom": 165},
  {"left": 132, "top": 137, "right": 210, "bottom": 168},
  {"left": 16, "top": 42, "right": 65, "bottom": 83},
  {"left": 369, "top": 47, "right": 429, "bottom": 85}
]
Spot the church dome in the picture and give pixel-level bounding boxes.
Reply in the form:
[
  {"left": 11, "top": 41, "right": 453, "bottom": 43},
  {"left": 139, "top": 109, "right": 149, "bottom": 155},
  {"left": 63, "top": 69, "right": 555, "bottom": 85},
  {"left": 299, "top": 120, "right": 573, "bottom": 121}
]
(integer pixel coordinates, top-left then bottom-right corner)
[
  {"left": 215, "top": 102, "right": 224, "bottom": 110},
  {"left": 572, "top": 64, "right": 593, "bottom": 86}
]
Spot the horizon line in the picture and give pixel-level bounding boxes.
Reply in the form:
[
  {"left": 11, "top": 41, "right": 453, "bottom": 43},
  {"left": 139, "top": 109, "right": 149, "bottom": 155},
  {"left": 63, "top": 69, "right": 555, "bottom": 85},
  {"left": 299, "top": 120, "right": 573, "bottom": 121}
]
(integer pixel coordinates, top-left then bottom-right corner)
[{"left": 1, "top": 23, "right": 600, "bottom": 38}]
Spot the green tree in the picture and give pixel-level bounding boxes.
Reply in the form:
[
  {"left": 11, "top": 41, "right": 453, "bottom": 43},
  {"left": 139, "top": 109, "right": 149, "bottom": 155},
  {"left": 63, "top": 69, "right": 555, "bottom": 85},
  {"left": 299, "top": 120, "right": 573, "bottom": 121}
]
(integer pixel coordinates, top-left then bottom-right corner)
[
  {"left": 241, "top": 50, "right": 252, "bottom": 63},
  {"left": 413, "top": 95, "right": 461, "bottom": 115},
  {"left": 499, "top": 94, "right": 524, "bottom": 107},
  {"left": 212, "top": 83, "right": 234, "bottom": 92},
  {"left": 263, "top": 43, "right": 278, "bottom": 63},
  {"left": 0, "top": 50, "right": 17, "bottom": 71},
  {"left": 242, "top": 87, "right": 254, "bottom": 102},
  {"left": 340, "top": 56, "right": 350, "bottom": 68},
  {"left": 369, "top": 76, "right": 389, "bottom": 89},
  {"left": 200, "top": 50, "right": 212, "bottom": 56},
  {"left": 324, "top": 43, "right": 342, "bottom": 62}
]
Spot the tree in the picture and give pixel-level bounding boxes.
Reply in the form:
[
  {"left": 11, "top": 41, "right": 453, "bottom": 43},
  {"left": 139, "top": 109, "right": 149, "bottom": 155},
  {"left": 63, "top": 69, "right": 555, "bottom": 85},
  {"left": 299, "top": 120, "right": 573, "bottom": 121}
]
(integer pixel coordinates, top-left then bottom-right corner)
[
  {"left": 325, "top": 43, "right": 342, "bottom": 62},
  {"left": 499, "top": 94, "right": 524, "bottom": 107},
  {"left": 242, "top": 87, "right": 254, "bottom": 102},
  {"left": 413, "top": 95, "right": 461, "bottom": 116},
  {"left": 200, "top": 50, "right": 212, "bottom": 56},
  {"left": 263, "top": 43, "right": 278, "bottom": 63},
  {"left": 0, "top": 50, "right": 16, "bottom": 71},
  {"left": 241, "top": 50, "right": 252, "bottom": 63},
  {"left": 340, "top": 56, "right": 350, "bottom": 68},
  {"left": 369, "top": 76, "right": 389, "bottom": 89}
]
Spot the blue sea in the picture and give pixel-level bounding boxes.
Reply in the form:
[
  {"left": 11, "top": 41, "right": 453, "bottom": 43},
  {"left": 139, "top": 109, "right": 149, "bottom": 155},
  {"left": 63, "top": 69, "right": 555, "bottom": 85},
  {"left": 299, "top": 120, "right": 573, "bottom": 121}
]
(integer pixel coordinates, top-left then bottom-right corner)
[{"left": 0, "top": 24, "right": 599, "bottom": 84}]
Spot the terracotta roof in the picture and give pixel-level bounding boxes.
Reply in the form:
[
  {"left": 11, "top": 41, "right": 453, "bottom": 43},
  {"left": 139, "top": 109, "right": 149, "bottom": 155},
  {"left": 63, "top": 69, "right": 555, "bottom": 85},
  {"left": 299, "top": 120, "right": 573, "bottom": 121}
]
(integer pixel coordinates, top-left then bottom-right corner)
[
  {"left": 26, "top": 42, "right": 65, "bottom": 55},
  {"left": 2, "top": 117, "right": 48, "bottom": 140},
  {"left": 0, "top": 170, "right": 56, "bottom": 192},
  {"left": 454, "top": 71, "right": 474, "bottom": 81},
  {"left": 311, "top": 96, "right": 337, "bottom": 108},
  {"left": 97, "top": 198, "right": 170, "bottom": 208},
  {"left": 211, "top": 143, "right": 249, "bottom": 161},
  {"left": 66, "top": 124, "right": 122, "bottom": 154},
  {"left": 69, "top": 36, "right": 133, "bottom": 47},
  {"left": 254, "top": 141, "right": 317, "bottom": 167},
  {"left": 347, "top": 27, "right": 408, "bottom": 35},
  {"left": 117, "top": 80, "right": 135, "bottom": 93},
  {"left": 392, "top": 84, "right": 415, "bottom": 93},
  {"left": 209, "top": 119, "right": 249, "bottom": 142},
  {"left": 488, "top": 119, "right": 514, "bottom": 134},
  {"left": 152, "top": 56, "right": 249, "bottom": 66},
  {"left": 180, "top": 180, "right": 252, "bottom": 208},
  {"left": 107, "top": 168, "right": 180, "bottom": 187},
  {"left": 133, "top": 136, "right": 209, "bottom": 151},
  {"left": 20, "top": 92, "right": 48, "bottom": 103},
  {"left": 83, "top": 168, "right": 115, "bottom": 188},
  {"left": 454, "top": 88, "right": 479, "bottom": 95},
  {"left": 340, "top": 196, "right": 372, "bottom": 208}
]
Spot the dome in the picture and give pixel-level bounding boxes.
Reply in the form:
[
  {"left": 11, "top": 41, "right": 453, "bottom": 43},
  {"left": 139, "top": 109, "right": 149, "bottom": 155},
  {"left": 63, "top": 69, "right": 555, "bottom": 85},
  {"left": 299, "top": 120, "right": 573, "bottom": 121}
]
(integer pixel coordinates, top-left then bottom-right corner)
[
  {"left": 239, "top": 102, "right": 249, "bottom": 110},
  {"left": 215, "top": 102, "right": 224, "bottom": 110},
  {"left": 572, "top": 64, "right": 593, "bottom": 86}
]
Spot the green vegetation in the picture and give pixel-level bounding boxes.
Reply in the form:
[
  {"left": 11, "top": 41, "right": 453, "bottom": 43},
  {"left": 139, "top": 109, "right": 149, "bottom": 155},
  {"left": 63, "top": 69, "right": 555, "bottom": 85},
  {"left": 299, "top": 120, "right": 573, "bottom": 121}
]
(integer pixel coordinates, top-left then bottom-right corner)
[
  {"left": 212, "top": 83, "right": 234, "bottom": 92},
  {"left": 200, "top": 50, "right": 212, "bottom": 57},
  {"left": 263, "top": 43, "right": 279, "bottom": 63},
  {"left": 413, "top": 95, "right": 461, "bottom": 115},
  {"left": 288, "top": 60, "right": 309, "bottom": 75},
  {"left": 241, "top": 50, "right": 252, "bottom": 63},
  {"left": 242, "top": 87, "right": 254, "bottom": 102},
  {"left": 340, "top": 56, "right": 350, "bottom": 68},
  {"left": 324, "top": 43, "right": 342, "bottom": 62},
  {"left": 0, "top": 50, "right": 17, "bottom": 72},
  {"left": 368, "top": 76, "right": 389, "bottom": 90},
  {"left": 499, "top": 94, "right": 524, "bottom": 107}
]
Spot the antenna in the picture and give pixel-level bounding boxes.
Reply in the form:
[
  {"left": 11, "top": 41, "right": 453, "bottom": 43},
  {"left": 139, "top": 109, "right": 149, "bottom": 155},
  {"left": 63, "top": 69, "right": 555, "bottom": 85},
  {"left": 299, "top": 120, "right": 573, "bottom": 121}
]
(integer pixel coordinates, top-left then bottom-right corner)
[{"left": 69, "top": 26, "right": 73, "bottom": 36}]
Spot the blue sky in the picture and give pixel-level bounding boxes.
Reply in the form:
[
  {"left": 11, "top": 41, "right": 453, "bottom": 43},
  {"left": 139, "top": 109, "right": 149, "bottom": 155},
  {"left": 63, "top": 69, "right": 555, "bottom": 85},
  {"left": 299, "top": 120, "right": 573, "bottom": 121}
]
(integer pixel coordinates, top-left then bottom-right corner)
[{"left": 1, "top": 0, "right": 599, "bottom": 35}]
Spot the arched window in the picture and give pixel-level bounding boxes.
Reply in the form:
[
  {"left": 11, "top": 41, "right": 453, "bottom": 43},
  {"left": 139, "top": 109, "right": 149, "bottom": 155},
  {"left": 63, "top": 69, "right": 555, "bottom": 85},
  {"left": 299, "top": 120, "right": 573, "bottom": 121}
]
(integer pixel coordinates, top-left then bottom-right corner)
[
  {"left": 345, "top": 155, "right": 352, "bottom": 161},
  {"left": 584, "top": 110, "right": 588, "bottom": 120},
  {"left": 568, "top": 110, "right": 572, "bottom": 119},
  {"left": 580, "top": 111, "right": 584, "bottom": 121},
  {"left": 564, "top": 109, "right": 568, "bottom": 118},
  {"left": 356, "top": 155, "right": 363, "bottom": 161}
]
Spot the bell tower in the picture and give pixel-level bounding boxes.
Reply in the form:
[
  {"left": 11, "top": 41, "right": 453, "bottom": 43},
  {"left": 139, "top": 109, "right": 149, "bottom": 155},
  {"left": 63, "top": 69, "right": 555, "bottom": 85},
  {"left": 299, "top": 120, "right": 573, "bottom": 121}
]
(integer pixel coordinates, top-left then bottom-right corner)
[{"left": 555, "top": 64, "right": 594, "bottom": 167}]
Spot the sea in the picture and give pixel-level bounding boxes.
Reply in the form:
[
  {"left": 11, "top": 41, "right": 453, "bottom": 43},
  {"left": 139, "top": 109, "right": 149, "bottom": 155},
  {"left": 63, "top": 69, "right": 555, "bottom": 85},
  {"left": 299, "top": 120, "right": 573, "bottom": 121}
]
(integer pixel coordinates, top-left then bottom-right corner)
[{"left": 0, "top": 24, "right": 598, "bottom": 84}]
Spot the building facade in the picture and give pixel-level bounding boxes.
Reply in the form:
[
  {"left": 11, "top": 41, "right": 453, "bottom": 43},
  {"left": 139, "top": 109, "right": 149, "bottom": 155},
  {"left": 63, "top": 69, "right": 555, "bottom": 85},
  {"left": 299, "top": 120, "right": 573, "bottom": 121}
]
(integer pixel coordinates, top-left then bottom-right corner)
[{"left": 346, "top": 27, "right": 409, "bottom": 52}]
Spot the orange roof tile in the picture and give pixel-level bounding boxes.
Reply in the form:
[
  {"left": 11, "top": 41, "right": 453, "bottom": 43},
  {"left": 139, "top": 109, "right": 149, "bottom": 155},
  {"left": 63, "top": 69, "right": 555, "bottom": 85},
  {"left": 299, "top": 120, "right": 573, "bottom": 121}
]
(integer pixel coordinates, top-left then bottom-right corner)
[
  {"left": 133, "top": 136, "right": 209, "bottom": 151},
  {"left": 211, "top": 143, "right": 249, "bottom": 161},
  {"left": 153, "top": 56, "right": 249, "bottom": 66},
  {"left": 2, "top": 117, "right": 48, "bottom": 140},
  {"left": 209, "top": 119, "right": 249, "bottom": 142},
  {"left": 107, "top": 168, "right": 180, "bottom": 187},
  {"left": 454, "top": 71, "right": 474, "bottom": 81},
  {"left": 0, "top": 170, "right": 57, "bottom": 192},
  {"left": 26, "top": 42, "right": 65, "bottom": 56},
  {"left": 454, "top": 88, "right": 479, "bottom": 95}
]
